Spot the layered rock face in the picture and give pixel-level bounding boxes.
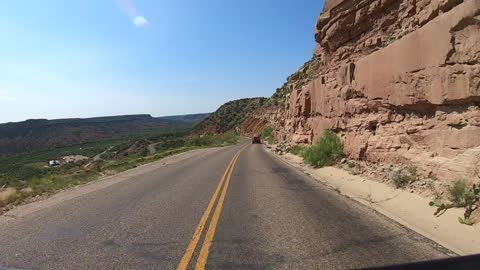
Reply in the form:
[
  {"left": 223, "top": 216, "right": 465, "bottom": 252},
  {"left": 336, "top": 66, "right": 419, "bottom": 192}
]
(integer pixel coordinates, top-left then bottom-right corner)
[{"left": 268, "top": 0, "right": 480, "bottom": 182}]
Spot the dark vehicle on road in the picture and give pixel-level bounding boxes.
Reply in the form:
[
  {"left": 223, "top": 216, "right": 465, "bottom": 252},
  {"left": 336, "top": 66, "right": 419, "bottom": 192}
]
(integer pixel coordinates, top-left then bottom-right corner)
[{"left": 252, "top": 135, "right": 261, "bottom": 144}]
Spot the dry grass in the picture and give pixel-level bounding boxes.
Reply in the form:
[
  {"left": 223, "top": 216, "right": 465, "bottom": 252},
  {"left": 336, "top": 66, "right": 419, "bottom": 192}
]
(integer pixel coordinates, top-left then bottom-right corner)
[
  {"left": 0, "top": 188, "right": 17, "bottom": 207},
  {"left": 389, "top": 166, "right": 418, "bottom": 188}
]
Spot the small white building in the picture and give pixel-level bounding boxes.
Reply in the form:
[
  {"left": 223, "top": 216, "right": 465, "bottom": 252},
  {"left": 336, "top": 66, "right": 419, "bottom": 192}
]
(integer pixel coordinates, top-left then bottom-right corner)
[{"left": 48, "top": 160, "right": 60, "bottom": 167}]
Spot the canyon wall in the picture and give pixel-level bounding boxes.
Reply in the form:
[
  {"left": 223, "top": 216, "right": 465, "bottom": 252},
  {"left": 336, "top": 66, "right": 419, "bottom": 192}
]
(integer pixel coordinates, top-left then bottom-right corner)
[{"left": 248, "top": 0, "right": 480, "bottom": 182}]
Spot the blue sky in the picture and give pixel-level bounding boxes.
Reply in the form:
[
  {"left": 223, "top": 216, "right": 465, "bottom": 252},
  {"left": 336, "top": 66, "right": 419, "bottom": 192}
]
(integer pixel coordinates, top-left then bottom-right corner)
[{"left": 0, "top": 0, "right": 325, "bottom": 123}]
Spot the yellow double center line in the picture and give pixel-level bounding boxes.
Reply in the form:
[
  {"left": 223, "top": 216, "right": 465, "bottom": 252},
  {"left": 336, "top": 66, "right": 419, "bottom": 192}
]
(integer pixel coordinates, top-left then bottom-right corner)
[{"left": 177, "top": 144, "right": 249, "bottom": 270}]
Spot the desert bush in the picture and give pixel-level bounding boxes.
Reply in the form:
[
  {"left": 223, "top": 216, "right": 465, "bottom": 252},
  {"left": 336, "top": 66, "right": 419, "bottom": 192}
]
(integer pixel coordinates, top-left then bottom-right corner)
[
  {"left": 187, "top": 136, "right": 213, "bottom": 147},
  {"left": 155, "top": 138, "right": 186, "bottom": 152},
  {"left": 28, "top": 171, "right": 99, "bottom": 194},
  {"left": 139, "top": 146, "right": 148, "bottom": 157},
  {"left": 0, "top": 188, "right": 17, "bottom": 207},
  {"left": 100, "top": 151, "right": 116, "bottom": 160},
  {"left": 1, "top": 165, "right": 47, "bottom": 185},
  {"left": 287, "top": 145, "right": 307, "bottom": 156},
  {"left": 261, "top": 127, "right": 275, "bottom": 144},
  {"left": 302, "top": 129, "right": 343, "bottom": 168},
  {"left": 430, "top": 180, "right": 480, "bottom": 225},
  {"left": 449, "top": 180, "right": 469, "bottom": 204},
  {"left": 389, "top": 166, "right": 418, "bottom": 188},
  {"left": 344, "top": 160, "right": 364, "bottom": 175},
  {"left": 261, "top": 127, "right": 273, "bottom": 139},
  {"left": 213, "top": 132, "right": 239, "bottom": 146},
  {"left": 187, "top": 132, "right": 238, "bottom": 147}
]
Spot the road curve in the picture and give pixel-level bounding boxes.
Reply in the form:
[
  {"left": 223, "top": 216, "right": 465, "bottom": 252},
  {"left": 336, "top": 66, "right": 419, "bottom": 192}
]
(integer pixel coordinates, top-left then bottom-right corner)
[{"left": 0, "top": 141, "right": 450, "bottom": 270}]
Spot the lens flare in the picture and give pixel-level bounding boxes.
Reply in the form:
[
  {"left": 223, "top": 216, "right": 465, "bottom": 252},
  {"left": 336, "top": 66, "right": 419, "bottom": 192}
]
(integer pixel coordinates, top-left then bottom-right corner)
[{"left": 116, "top": 0, "right": 147, "bottom": 27}]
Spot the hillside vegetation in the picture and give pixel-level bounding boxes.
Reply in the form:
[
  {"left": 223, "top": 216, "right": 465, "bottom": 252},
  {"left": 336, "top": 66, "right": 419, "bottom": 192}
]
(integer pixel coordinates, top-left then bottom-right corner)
[
  {"left": 159, "top": 113, "right": 211, "bottom": 124},
  {"left": 0, "top": 114, "right": 209, "bottom": 156},
  {"left": 267, "top": 59, "right": 320, "bottom": 108},
  {"left": 194, "top": 98, "right": 267, "bottom": 134},
  {"left": 0, "top": 130, "right": 238, "bottom": 211},
  {"left": 192, "top": 60, "right": 321, "bottom": 137}
]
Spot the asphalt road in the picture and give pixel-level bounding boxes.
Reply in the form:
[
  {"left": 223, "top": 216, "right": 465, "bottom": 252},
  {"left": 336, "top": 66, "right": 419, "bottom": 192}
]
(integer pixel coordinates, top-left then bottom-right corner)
[{"left": 0, "top": 141, "right": 450, "bottom": 270}]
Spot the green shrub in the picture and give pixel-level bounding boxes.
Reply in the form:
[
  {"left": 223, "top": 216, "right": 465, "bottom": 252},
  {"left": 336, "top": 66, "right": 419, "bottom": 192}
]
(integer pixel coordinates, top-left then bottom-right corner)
[
  {"left": 302, "top": 130, "right": 343, "bottom": 168},
  {"left": 28, "top": 171, "right": 99, "bottom": 195},
  {"left": 100, "top": 151, "right": 116, "bottom": 160},
  {"left": 288, "top": 145, "right": 307, "bottom": 156},
  {"left": 186, "top": 132, "right": 239, "bottom": 147},
  {"left": 155, "top": 138, "right": 186, "bottom": 152},
  {"left": 261, "top": 127, "right": 273, "bottom": 139},
  {"left": 186, "top": 136, "right": 212, "bottom": 147},
  {"left": 213, "top": 132, "right": 239, "bottom": 145},
  {"left": 261, "top": 127, "right": 275, "bottom": 144},
  {"left": 449, "top": 180, "right": 470, "bottom": 204},
  {"left": 139, "top": 146, "right": 148, "bottom": 157},
  {"left": 430, "top": 180, "right": 480, "bottom": 225}
]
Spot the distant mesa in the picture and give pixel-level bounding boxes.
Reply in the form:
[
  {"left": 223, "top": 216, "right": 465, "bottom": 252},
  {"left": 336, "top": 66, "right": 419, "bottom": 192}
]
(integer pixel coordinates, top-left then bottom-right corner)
[{"left": 0, "top": 113, "right": 210, "bottom": 157}]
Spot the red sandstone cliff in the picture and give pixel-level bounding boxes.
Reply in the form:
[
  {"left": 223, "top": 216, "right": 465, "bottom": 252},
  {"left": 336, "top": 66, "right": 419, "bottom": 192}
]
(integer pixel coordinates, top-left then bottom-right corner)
[{"left": 243, "top": 0, "right": 480, "bottom": 182}]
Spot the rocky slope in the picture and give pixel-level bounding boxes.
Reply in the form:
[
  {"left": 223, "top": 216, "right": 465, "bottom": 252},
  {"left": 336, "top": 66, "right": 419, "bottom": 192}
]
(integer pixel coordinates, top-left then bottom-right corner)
[
  {"left": 243, "top": 0, "right": 480, "bottom": 183},
  {"left": 195, "top": 98, "right": 267, "bottom": 134}
]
